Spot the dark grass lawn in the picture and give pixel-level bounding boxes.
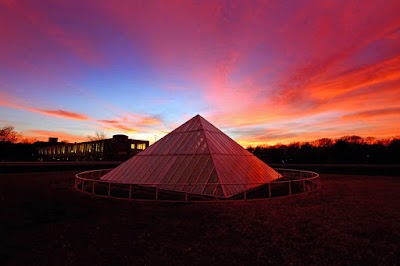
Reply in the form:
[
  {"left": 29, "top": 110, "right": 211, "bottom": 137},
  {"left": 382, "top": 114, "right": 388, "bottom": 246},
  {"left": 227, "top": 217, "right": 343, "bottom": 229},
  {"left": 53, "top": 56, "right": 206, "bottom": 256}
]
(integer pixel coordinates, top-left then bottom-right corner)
[{"left": 1, "top": 171, "right": 400, "bottom": 265}]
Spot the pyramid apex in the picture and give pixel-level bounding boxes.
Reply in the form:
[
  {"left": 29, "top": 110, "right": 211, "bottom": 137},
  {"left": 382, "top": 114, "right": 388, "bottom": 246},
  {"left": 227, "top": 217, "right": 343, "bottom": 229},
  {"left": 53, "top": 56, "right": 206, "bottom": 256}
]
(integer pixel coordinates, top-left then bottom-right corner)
[{"left": 190, "top": 114, "right": 204, "bottom": 121}]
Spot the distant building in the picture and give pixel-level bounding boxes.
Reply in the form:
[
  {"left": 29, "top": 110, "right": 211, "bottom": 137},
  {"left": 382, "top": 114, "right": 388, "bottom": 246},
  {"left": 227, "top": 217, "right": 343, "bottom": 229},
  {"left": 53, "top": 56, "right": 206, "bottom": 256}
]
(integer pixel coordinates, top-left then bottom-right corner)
[{"left": 37, "top": 135, "right": 149, "bottom": 161}]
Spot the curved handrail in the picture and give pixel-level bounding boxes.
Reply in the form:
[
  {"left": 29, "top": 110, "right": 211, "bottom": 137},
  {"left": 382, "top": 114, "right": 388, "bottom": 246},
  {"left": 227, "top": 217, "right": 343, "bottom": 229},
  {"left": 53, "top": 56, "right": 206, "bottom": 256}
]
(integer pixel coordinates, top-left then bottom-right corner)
[{"left": 74, "top": 168, "right": 320, "bottom": 202}]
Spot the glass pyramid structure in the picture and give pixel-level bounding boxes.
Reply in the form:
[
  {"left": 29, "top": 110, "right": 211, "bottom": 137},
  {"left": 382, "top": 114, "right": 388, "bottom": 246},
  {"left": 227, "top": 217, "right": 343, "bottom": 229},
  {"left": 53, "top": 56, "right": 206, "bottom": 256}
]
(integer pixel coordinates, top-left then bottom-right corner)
[{"left": 101, "top": 115, "right": 282, "bottom": 198}]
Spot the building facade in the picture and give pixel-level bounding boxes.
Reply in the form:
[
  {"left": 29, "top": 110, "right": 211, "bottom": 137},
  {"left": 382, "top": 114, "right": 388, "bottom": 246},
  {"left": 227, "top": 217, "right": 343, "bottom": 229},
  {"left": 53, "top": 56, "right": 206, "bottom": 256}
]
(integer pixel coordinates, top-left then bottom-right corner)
[{"left": 37, "top": 134, "right": 149, "bottom": 161}]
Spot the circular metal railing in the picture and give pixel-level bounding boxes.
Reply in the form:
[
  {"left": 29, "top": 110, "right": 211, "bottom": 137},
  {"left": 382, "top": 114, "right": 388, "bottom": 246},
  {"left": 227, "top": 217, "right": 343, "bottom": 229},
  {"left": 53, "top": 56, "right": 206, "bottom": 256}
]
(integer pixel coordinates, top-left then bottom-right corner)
[{"left": 74, "top": 168, "right": 320, "bottom": 202}]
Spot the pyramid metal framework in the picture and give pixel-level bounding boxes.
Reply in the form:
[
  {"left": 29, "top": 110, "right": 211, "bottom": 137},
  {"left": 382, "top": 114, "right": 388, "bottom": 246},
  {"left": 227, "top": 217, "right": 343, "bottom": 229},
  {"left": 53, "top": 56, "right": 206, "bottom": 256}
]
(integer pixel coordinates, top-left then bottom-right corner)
[{"left": 101, "top": 115, "right": 282, "bottom": 198}]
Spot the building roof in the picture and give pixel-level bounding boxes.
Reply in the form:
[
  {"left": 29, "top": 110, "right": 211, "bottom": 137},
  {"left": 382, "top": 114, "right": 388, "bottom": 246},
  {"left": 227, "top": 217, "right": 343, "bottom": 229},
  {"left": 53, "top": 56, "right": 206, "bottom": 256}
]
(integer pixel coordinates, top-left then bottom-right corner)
[{"left": 100, "top": 114, "right": 282, "bottom": 198}]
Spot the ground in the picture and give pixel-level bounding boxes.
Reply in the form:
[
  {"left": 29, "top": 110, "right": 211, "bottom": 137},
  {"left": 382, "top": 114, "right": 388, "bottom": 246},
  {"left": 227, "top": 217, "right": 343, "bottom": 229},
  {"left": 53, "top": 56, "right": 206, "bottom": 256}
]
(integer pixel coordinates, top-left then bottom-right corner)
[{"left": 1, "top": 171, "right": 400, "bottom": 265}]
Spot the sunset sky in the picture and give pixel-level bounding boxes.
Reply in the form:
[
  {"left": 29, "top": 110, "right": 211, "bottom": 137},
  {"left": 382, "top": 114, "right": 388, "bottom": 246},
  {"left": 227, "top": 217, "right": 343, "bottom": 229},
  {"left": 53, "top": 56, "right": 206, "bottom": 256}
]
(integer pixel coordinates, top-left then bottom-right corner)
[{"left": 1, "top": 0, "right": 399, "bottom": 147}]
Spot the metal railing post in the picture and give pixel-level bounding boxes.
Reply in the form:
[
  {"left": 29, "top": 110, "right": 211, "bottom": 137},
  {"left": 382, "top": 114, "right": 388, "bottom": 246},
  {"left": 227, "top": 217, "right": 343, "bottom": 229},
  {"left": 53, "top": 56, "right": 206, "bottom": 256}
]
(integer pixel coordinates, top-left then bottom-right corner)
[{"left": 268, "top": 183, "right": 271, "bottom": 198}]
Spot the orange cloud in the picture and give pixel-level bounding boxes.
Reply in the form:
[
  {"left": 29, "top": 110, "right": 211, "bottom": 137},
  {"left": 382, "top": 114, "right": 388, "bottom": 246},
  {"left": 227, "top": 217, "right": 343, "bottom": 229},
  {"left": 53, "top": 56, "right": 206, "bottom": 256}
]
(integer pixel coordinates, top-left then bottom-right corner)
[
  {"left": 27, "top": 130, "right": 87, "bottom": 143},
  {"left": 1, "top": 0, "right": 400, "bottom": 147},
  {"left": 113, "top": 124, "right": 136, "bottom": 133},
  {"left": 36, "top": 109, "right": 89, "bottom": 120},
  {"left": 0, "top": 92, "right": 89, "bottom": 121},
  {"left": 206, "top": 52, "right": 400, "bottom": 137},
  {"left": 96, "top": 113, "right": 162, "bottom": 134},
  {"left": 342, "top": 107, "right": 400, "bottom": 121},
  {"left": 308, "top": 55, "right": 400, "bottom": 100},
  {"left": 140, "top": 116, "right": 162, "bottom": 126},
  {"left": 98, "top": 119, "right": 119, "bottom": 124}
]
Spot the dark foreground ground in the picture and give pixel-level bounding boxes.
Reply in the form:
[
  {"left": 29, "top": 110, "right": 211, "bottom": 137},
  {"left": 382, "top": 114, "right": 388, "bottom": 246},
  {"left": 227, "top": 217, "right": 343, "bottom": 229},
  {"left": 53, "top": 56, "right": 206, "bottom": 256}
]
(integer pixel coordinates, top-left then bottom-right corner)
[{"left": 1, "top": 171, "right": 400, "bottom": 265}]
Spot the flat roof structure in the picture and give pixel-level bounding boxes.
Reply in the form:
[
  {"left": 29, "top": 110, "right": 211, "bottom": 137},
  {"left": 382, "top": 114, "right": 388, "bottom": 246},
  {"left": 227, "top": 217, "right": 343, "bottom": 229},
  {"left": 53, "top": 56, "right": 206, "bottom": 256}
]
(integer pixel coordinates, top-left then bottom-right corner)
[{"left": 100, "top": 115, "right": 282, "bottom": 198}]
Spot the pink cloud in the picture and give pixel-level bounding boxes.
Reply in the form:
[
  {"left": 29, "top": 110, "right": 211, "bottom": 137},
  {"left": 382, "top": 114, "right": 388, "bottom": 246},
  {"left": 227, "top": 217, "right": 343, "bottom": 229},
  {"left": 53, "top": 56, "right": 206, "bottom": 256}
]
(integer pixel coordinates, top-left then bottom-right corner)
[
  {"left": 1, "top": 0, "right": 400, "bottom": 146},
  {"left": 85, "top": 0, "right": 400, "bottom": 144},
  {"left": 0, "top": 0, "right": 106, "bottom": 75}
]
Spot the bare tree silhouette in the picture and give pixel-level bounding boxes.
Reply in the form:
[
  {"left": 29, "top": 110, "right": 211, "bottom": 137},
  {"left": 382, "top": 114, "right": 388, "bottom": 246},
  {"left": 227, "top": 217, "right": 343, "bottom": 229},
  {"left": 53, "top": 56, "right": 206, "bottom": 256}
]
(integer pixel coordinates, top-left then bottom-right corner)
[
  {"left": 87, "top": 130, "right": 108, "bottom": 141},
  {"left": 0, "top": 125, "right": 19, "bottom": 143}
]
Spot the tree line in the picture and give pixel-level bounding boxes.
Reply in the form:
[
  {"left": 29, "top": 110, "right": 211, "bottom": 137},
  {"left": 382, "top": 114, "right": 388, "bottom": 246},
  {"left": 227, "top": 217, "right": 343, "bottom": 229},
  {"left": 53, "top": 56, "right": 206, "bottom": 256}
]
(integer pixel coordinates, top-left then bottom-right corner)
[
  {"left": 247, "top": 135, "right": 400, "bottom": 164},
  {"left": 1, "top": 125, "right": 400, "bottom": 164}
]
